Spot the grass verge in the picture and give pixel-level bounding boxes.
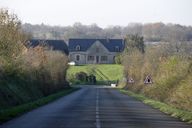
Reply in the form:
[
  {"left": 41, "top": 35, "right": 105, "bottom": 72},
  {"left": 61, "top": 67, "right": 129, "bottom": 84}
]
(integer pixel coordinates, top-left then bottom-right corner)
[
  {"left": 120, "top": 89, "right": 192, "bottom": 124},
  {"left": 0, "top": 87, "right": 79, "bottom": 124}
]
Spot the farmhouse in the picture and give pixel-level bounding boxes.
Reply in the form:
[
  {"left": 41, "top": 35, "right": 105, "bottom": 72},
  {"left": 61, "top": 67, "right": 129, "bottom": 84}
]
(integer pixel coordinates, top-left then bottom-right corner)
[
  {"left": 68, "top": 39, "right": 124, "bottom": 64},
  {"left": 27, "top": 38, "right": 124, "bottom": 64}
]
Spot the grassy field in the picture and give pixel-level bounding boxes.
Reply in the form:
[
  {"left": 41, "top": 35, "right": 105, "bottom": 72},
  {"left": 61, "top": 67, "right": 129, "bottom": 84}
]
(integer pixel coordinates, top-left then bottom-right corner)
[{"left": 66, "top": 64, "right": 124, "bottom": 85}]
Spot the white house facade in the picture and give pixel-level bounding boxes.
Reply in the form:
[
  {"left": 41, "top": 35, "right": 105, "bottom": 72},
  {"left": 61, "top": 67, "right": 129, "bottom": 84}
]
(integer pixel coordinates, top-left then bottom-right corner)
[{"left": 68, "top": 39, "right": 124, "bottom": 64}]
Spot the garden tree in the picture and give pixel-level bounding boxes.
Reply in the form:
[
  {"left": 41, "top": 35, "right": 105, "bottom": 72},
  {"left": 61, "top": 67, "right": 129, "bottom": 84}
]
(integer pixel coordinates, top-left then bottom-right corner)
[
  {"left": 114, "top": 53, "right": 122, "bottom": 64},
  {"left": 0, "top": 9, "right": 28, "bottom": 60},
  {"left": 115, "top": 34, "right": 145, "bottom": 64},
  {"left": 124, "top": 34, "right": 145, "bottom": 54}
]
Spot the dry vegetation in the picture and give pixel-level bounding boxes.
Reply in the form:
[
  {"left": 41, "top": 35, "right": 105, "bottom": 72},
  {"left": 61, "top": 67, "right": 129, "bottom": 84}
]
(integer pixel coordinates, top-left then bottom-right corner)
[
  {"left": 123, "top": 41, "right": 192, "bottom": 111},
  {"left": 0, "top": 9, "right": 69, "bottom": 109}
]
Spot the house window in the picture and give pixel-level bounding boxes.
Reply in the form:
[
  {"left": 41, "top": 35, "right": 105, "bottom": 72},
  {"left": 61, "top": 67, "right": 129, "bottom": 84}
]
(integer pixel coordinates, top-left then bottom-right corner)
[
  {"left": 96, "top": 47, "right": 99, "bottom": 53},
  {"left": 88, "top": 56, "right": 94, "bottom": 61},
  {"left": 115, "top": 46, "right": 120, "bottom": 52},
  {"left": 76, "top": 45, "right": 81, "bottom": 51},
  {"left": 76, "top": 55, "right": 80, "bottom": 61},
  {"left": 101, "top": 56, "right": 108, "bottom": 61}
]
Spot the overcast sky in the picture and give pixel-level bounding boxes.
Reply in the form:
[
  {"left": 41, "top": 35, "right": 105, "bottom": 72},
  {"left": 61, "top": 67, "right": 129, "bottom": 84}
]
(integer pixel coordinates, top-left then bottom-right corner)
[{"left": 0, "top": 0, "right": 191, "bottom": 27}]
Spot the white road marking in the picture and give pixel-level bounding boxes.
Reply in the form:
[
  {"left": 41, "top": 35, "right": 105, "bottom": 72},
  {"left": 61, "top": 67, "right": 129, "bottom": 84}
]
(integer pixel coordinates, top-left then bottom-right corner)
[{"left": 96, "top": 88, "right": 101, "bottom": 128}]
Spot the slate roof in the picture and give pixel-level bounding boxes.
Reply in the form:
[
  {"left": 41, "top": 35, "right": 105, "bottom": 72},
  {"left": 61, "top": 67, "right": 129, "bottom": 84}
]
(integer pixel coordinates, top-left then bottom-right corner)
[
  {"left": 68, "top": 39, "right": 124, "bottom": 52},
  {"left": 28, "top": 39, "right": 69, "bottom": 55}
]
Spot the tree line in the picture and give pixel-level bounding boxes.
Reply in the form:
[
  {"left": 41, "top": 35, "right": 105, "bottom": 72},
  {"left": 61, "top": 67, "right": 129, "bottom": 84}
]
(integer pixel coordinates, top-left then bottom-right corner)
[{"left": 22, "top": 22, "right": 192, "bottom": 42}]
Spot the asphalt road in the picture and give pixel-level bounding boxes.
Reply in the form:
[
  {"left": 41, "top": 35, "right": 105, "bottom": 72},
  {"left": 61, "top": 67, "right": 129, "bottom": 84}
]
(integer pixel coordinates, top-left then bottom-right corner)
[{"left": 0, "top": 86, "right": 191, "bottom": 128}]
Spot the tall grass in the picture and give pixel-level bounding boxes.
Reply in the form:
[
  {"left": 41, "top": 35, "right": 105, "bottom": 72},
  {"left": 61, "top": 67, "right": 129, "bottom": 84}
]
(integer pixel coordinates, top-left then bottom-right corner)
[
  {"left": 0, "top": 45, "right": 69, "bottom": 109},
  {"left": 20, "top": 46, "right": 69, "bottom": 94},
  {"left": 122, "top": 43, "right": 192, "bottom": 111},
  {"left": 0, "top": 9, "right": 71, "bottom": 117}
]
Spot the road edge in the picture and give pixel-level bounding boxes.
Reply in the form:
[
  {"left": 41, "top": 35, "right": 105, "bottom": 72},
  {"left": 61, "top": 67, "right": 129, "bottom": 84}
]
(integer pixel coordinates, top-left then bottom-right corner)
[
  {"left": 0, "top": 87, "right": 80, "bottom": 124},
  {"left": 119, "top": 89, "right": 192, "bottom": 124}
]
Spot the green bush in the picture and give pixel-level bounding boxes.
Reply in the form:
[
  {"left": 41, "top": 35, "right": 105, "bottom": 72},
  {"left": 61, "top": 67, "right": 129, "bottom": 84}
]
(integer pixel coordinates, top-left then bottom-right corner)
[{"left": 75, "top": 72, "right": 88, "bottom": 82}]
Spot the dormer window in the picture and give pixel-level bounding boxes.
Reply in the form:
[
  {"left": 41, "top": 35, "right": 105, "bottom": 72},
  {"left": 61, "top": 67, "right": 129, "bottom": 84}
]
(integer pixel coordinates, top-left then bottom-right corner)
[
  {"left": 115, "top": 46, "right": 120, "bottom": 52},
  {"left": 76, "top": 45, "right": 81, "bottom": 51}
]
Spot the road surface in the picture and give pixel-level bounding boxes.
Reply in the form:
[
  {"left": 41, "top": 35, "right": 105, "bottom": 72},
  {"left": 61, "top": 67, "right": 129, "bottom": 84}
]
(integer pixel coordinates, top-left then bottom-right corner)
[{"left": 0, "top": 86, "right": 191, "bottom": 128}]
